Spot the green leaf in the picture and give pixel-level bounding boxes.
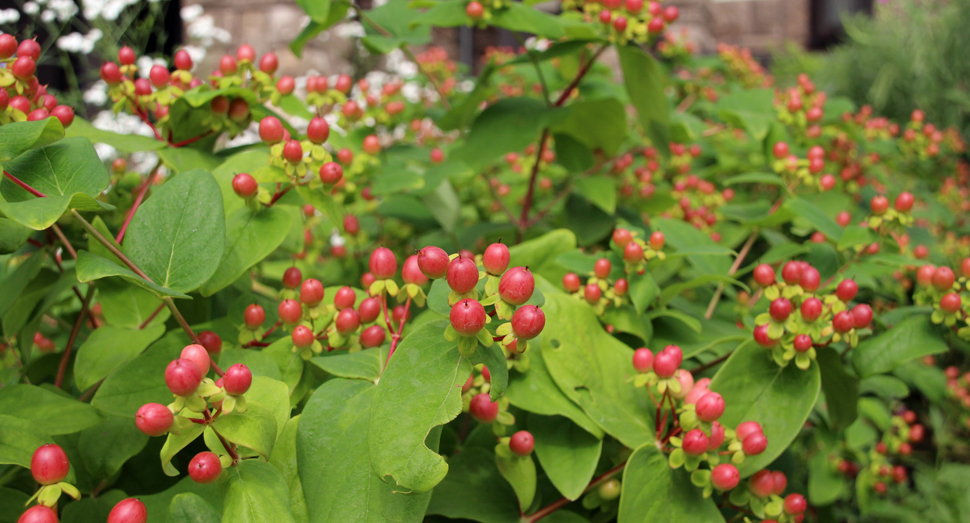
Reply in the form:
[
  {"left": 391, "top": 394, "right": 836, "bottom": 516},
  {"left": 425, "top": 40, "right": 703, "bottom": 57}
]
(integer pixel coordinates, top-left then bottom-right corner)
[
  {"left": 510, "top": 229, "right": 578, "bottom": 285},
  {"left": 0, "top": 487, "right": 30, "bottom": 522},
  {"left": 168, "top": 493, "right": 221, "bottom": 523},
  {"left": 211, "top": 404, "right": 278, "bottom": 459},
  {"left": 894, "top": 361, "right": 947, "bottom": 403},
  {"left": 59, "top": 491, "right": 127, "bottom": 523},
  {"left": 573, "top": 176, "right": 616, "bottom": 215},
  {"left": 0, "top": 217, "right": 32, "bottom": 254},
  {"left": 553, "top": 132, "right": 595, "bottom": 172},
  {"left": 73, "top": 324, "right": 166, "bottom": 390},
  {"left": 426, "top": 448, "right": 521, "bottom": 523},
  {"left": 222, "top": 460, "right": 297, "bottom": 523},
  {"left": 268, "top": 416, "right": 309, "bottom": 523},
  {"left": 617, "top": 45, "right": 669, "bottom": 156},
  {"left": 93, "top": 332, "right": 184, "bottom": 417},
  {"left": 0, "top": 415, "right": 54, "bottom": 468},
  {"left": 422, "top": 179, "right": 461, "bottom": 233},
  {"left": 709, "top": 341, "right": 821, "bottom": 476},
  {"left": 138, "top": 477, "right": 222, "bottom": 522},
  {"left": 411, "top": 0, "right": 468, "bottom": 27},
  {"left": 262, "top": 339, "right": 306, "bottom": 395},
  {"left": 785, "top": 197, "right": 843, "bottom": 242},
  {"left": 299, "top": 379, "right": 432, "bottom": 522},
  {"left": 491, "top": 2, "right": 565, "bottom": 38},
  {"left": 0, "top": 118, "right": 64, "bottom": 161},
  {"left": 852, "top": 314, "right": 947, "bottom": 378},
  {"left": 75, "top": 251, "right": 189, "bottom": 298},
  {"left": 310, "top": 348, "right": 385, "bottom": 382},
  {"left": 368, "top": 320, "right": 471, "bottom": 493},
  {"left": 602, "top": 305, "right": 652, "bottom": 342},
  {"left": 297, "top": 0, "right": 330, "bottom": 21},
  {"left": 296, "top": 184, "right": 343, "bottom": 231},
  {"left": 0, "top": 250, "right": 46, "bottom": 318},
  {"left": 76, "top": 415, "right": 149, "bottom": 482},
  {"left": 837, "top": 225, "right": 878, "bottom": 250},
  {"left": 540, "top": 294, "right": 655, "bottom": 448},
  {"left": 361, "top": 0, "right": 431, "bottom": 53},
  {"left": 470, "top": 341, "right": 509, "bottom": 400},
  {"left": 529, "top": 415, "right": 602, "bottom": 500},
  {"left": 553, "top": 98, "right": 627, "bottom": 156},
  {"left": 723, "top": 172, "right": 786, "bottom": 187},
  {"left": 658, "top": 274, "right": 747, "bottom": 307},
  {"left": 123, "top": 169, "right": 226, "bottom": 293},
  {"left": 96, "top": 278, "right": 170, "bottom": 328},
  {"left": 651, "top": 218, "right": 732, "bottom": 275},
  {"left": 859, "top": 375, "right": 910, "bottom": 399},
  {"left": 0, "top": 384, "right": 103, "bottom": 435},
  {"left": 65, "top": 118, "right": 166, "bottom": 152},
  {"left": 617, "top": 444, "right": 724, "bottom": 522},
  {"left": 0, "top": 137, "right": 111, "bottom": 230},
  {"left": 161, "top": 423, "right": 205, "bottom": 476},
  {"left": 566, "top": 194, "right": 615, "bottom": 245},
  {"left": 219, "top": 349, "right": 282, "bottom": 381},
  {"left": 817, "top": 347, "right": 859, "bottom": 431},
  {"left": 628, "top": 271, "right": 659, "bottom": 313},
  {"left": 716, "top": 88, "right": 775, "bottom": 140},
  {"left": 245, "top": 377, "right": 292, "bottom": 441},
  {"left": 808, "top": 451, "right": 847, "bottom": 506},
  {"left": 200, "top": 206, "right": 291, "bottom": 296},
  {"left": 496, "top": 453, "right": 536, "bottom": 510},
  {"left": 453, "top": 98, "right": 561, "bottom": 168}
]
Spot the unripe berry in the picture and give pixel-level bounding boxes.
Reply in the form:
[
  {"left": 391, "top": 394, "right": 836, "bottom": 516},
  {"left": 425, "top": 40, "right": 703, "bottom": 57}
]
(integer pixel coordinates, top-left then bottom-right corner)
[
  {"left": 711, "top": 463, "right": 740, "bottom": 490},
  {"left": 300, "top": 279, "right": 325, "bottom": 307},
  {"left": 511, "top": 305, "right": 545, "bottom": 340},
  {"left": 753, "top": 264, "right": 776, "bottom": 286},
  {"left": 742, "top": 432, "right": 768, "bottom": 455},
  {"left": 307, "top": 117, "right": 330, "bottom": 144},
  {"left": 370, "top": 247, "right": 398, "bottom": 279},
  {"left": 188, "top": 452, "right": 222, "bottom": 484},
  {"left": 483, "top": 243, "right": 510, "bottom": 275},
  {"left": 932, "top": 266, "right": 956, "bottom": 291},
  {"left": 278, "top": 299, "right": 303, "bottom": 325},
  {"left": 851, "top": 304, "right": 873, "bottom": 329},
  {"left": 232, "top": 173, "right": 258, "bottom": 198},
  {"left": 695, "top": 392, "right": 724, "bottom": 422},
  {"left": 223, "top": 364, "right": 252, "bottom": 395},
  {"left": 941, "top": 293, "right": 962, "bottom": 313},
  {"left": 335, "top": 308, "right": 361, "bottom": 335},
  {"left": 108, "top": 498, "right": 147, "bottom": 523},
  {"left": 649, "top": 231, "right": 665, "bottom": 250},
  {"left": 31, "top": 444, "right": 69, "bottom": 485},
  {"left": 180, "top": 344, "right": 211, "bottom": 376},
  {"left": 509, "top": 431, "right": 534, "bottom": 456},
  {"left": 418, "top": 246, "right": 450, "bottom": 279},
  {"left": 632, "top": 348, "right": 653, "bottom": 372},
  {"left": 598, "top": 479, "right": 621, "bottom": 500},
  {"left": 584, "top": 283, "right": 602, "bottom": 304},
  {"left": 682, "top": 429, "right": 709, "bottom": 455},
  {"left": 769, "top": 298, "right": 792, "bottom": 322},
  {"left": 244, "top": 304, "right": 265, "bottom": 328},
  {"left": 562, "top": 273, "right": 581, "bottom": 292},
  {"left": 832, "top": 311, "right": 854, "bottom": 333},
  {"left": 836, "top": 279, "right": 858, "bottom": 301},
  {"left": 499, "top": 267, "right": 535, "bottom": 305},
  {"left": 594, "top": 258, "right": 611, "bottom": 279},
  {"left": 17, "top": 506, "right": 58, "bottom": 523},
  {"left": 447, "top": 255, "right": 479, "bottom": 294},
  {"left": 259, "top": 116, "right": 285, "bottom": 143},
  {"left": 870, "top": 195, "right": 889, "bottom": 215},
  {"left": 784, "top": 493, "right": 807, "bottom": 514},
  {"left": 450, "top": 299, "right": 486, "bottom": 336}
]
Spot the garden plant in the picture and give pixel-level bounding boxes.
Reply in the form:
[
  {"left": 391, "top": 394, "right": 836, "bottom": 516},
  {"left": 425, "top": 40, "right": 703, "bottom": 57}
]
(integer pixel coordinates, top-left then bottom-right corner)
[{"left": 0, "top": 1, "right": 967, "bottom": 523}]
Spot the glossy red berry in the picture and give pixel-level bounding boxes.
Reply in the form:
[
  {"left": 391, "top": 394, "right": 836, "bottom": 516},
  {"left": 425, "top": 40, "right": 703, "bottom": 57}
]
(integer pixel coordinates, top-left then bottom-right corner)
[
  {"left": 307, "top": 117, "right": 330, "bottom": 144},
  {"left": 402, "top": 255, "right": 428, "bottom": 286},
  {"left": 941, "top": 293, "right": 962, "bottom": 313},
  {"left": 851, "top": 304, "right": 873, "bottom": 329},
  {"left": 450, "top": 299, "right": 486, "bottom": 336},
  {"left": 653, "top": 345, "right": 682, "bottom": 378},
  {"left": 594, "top": 258, "right": 611, "bottom": 279},
  {"left": 259, "top": 116, "right": 285, "bottom": 143},
  {"left": 773, "top": 142, "right": 789, "bottom": 159},
  {"left": 509, "top": 431, "right": 534, "bottom": 456},
  {"left": 335, "top": 308, "right": 361, "bottom": 335},
  {"left": 734, "top": 421, "right": 762, "bottom": 442},
  {"left": 165, "top": 358, "right": 203, "bottom": 396},
  {"left": 363, "top": 135, "right": 381, "bottom": 155},
  {"left": 612, "top": 228, "right": 633, "bottom": 247},
  {"left": 563, "top": 273, "right": 581, "bottom": 292},
  {"left": 26, "top": 108, "right": 49, "bottom": 122},
  {"left": 499, "top": 267, "right": 535, "bottom": 305},
  {"left": 259, "top": 52, "right": 279, "bottom": 74},
  {"left": 360, "top": 325, "right": 386, "bottom": 348},
  {"left": 870, "top": 195, "right": 889, "bottom": 215},
  {"left": 11, "top": 56, "right": 35, "bottom": 80},
  {"left": 108, "top": 498, "right": 147, "bottom": 523},
  {"left": 334, "top": 74, "right": 353, "bottom": 93},
  {"left": 278, "top": 299, "right": 304, "bottom": 325},
  {"left": 769, "top": 298, "right": 792, "bottom": 322},
  {"left": 331, "top": 286, "right": 355, "bottom": 311},
  {"left": 781, "top": 261, "right": 804, "bottom": 284},
  {"left": 614, "top": 278, "right": 629, "bottom": 296},
  {"left": 188, "top": 452, "right": 222, "bottom": 484},
  {"left": 31, "top": 444, "right": 69, "bottom": 485},
  {"left": 300, "top": 279, "right": 325, "bottom": 307},
  {"left": 231, "top": 173, "right": 258, "bottom": 199},
  {"left": 649, "top": 232, "right": 665, "bottom": 250},
  {"left": 749, "top": 470, "right": 776, "bottom": 498},
  {"left": 283, "top": 140, "right": 303, "bottom": 164},
  {"left": 358, "top": 297, "right": 381, "bottom": 324},
  {"left": 430, "top": 148, "right": 445, "bottom": 163},
  {"left": 836, "top": 279, "right": 858, "bottom": 301},
  {"left": 708, "top": 421, "right": 725, "bottom": 450},
  {"left": 753, "top": 264, "right": 776, "bottom": 286},
  {"left": 632, "top": 348, "right": 653, "bottom": 372},
  {"left": 754, "top": 324, "right": 776, "bottom": 347},
  {"left": 800, "top": 267, "right": 821, "bottom": 292},
  {"left": 511, "top": 305, "right": 545, "bottom": 340},
  {"left": 800, "top": 298, "right": 822, "bottom": 322},
  {"left": 711, "top": 463, "right": 740, "bottom": 490},
  {"left": 832, "top": 311, "right": 854, "bottom": 333},
  {"left": 895, "top": 192, "right": 914, "bottom": 212},
  {"left": 281, "top": 268, "right": 302, "bottom": 290},
  {"left": 695, "top": 392, "right": 725, "bottom": 422},
  {"left": 469, "top": 392, "right": 498, "bottom": 422},
  {"left": 244, "top": 304, "right": 265, "bottom": 329},
  {"left": 180, "top": 344, "right": 211, "bottom": 376},
  {"left": 370, "top": 247, "right": 398, "bottom": 279},
  {"left": 623, "top": 241, "right": 644, "bottom": 263},
  {"left": 447, "top": 255, "right": 479, "bottom": 294},
  {"left": 466, "top": 1, "right": 484, "bottom": 18},
  {"left": 223, "top": 364, "right": 252, "bottom": 396},
  {"left": 682, "top": 429, "right": 709, "bottom": 455},
  {"left": 483, "top": 243, "right": 510, "bottom": 276},
  {"left": 173, "top": 49, "right": 193, "bottom": 71},
  {"left": 147, "top": 65, "right": 169, "bottom": 88},
  {"left": 784, "top": 494, "right": 807, "bottom": 514},
  {"left": 135, "top": 403, "right": 174, "bottom": 436},
  {"left": 584, "top": 283, "right": 602, "bottom": 304},
  {"left": 276, "top": 76, "right": 295, "bottom": 95},
  {"left": 793, "top": 334, "right": 813, "bottom": 352},
  {"left": 0, "top": 34, "right": 17, "bottom": 59},
  {"left": 100, "top": 62, "right": 123, "bottom": 84},
  {"left": 932, "top": 266, "right": 956, "bottom": 291},
  {"left": 17, "top": 505, "right": 58, "bottom": 523},
  {"left": 742, "top": 432, "right": 768, "bottom": 455}
]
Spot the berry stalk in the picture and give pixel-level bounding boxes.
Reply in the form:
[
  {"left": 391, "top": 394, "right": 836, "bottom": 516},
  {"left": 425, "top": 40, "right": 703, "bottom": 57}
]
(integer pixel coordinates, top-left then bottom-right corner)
[
  {"left": 117, "top": 160, "right": 163, "bottom": 244},
  {"left": 54, "top": 284, "right": 95, "bottom": 389}
]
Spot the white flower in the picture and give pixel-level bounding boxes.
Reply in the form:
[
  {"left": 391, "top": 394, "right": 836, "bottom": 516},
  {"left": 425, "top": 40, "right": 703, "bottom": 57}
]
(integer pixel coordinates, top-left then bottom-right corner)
[
  {"left": 386, "top": 49, "right": 417, "bottom": 78},
  {"left": 82, "top": 81, "right": 108, "bottom": 105},
  {"left": 0, "top": 8, "right": 21, "bottom": 24},
  {"left": 48, "top": 0, "right": 77, "bottom": 21},
  {"left": 334, "top": 21, "right": 365, "bottom": 39},
  {"left": 224, "top": 126, "right": 261, "bottom": 148},
  {"left": 401, "top": 82, "right": 421, "bottom": 103},
  {"left": 183, "top": 45, "right": 206, "bottom": 66},
  {"left": 330, "top": 232, "right": 346, "bottom": 247},
  {"left": 56, "top": 29, "right": 102, "bottom": 54},
  {"left": 180, "top": 4, "right": 203, "bottom": 22},
  {"left": 186, "top": 14, "right": 231, "bottom": 46},
  {"left": 23, "top": 2, "right": 40, "bottom": 15}
]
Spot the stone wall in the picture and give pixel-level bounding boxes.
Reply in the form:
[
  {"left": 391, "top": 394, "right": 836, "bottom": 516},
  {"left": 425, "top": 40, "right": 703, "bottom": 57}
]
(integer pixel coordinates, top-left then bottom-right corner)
[{"left": 186, "top": 0, "right": 810, "bottom": 77}]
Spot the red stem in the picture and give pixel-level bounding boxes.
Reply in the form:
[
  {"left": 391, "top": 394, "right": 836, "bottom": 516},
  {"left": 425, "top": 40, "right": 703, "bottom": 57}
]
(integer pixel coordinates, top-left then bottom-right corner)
[
  {"left": 525, "top": 461, "right": 627, "bottom": 522},
  {"left": 117, "top": 163, "right": 162, "bottom": 244},
  {"left": 170, "top": 131, "right": 213, "bottom": 148},
  {"left": 268, "top": 184, "right": 294, "bottom": 206},
  {"left": 55, "top": 286, "right": 95, "bottom": 389},
  {"left": 385, "top": 295, "right": 412, "bottom": 365},
  {"left": 138, "top": 303, "right": 165, "bottom": 329},
  {"left": 4, "top": 170, "right": 46, "bottom": 197}
]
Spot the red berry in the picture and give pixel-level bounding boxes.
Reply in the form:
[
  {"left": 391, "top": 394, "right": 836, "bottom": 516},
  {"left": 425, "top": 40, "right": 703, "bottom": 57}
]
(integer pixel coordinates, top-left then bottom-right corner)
[
  {"left": 706, "top": 421, "right": 725, "bottom": 451},
  {"left": 337, "top": 148, "right": 354, "bottom": 164},
  {"left": 769, "top": 298, "right": 792, "bottom": 322},
  {"left": 509, "top": 431, "right": 535, "bottom": 456},
  {"left": 914, "top": 245, "right": 929, "bottom": 259},
  {"left": 49, "top": 105, "right": 74, "bottom": 128},
  {"left": 278, "top": 299, "right": 303, "bottom": 325},
  {"left": 232, "top": 173, "right": 258, "bottom": 198},
  {"left": 300, "top": 279, "right": 325, "bottom": 307},
  {"left": 149, "top": 65, "right": 170, "bottom": 88},
  {"left": 334, "top": 74, "right": 353, "bottom": 93},
  {"left": 219, "top": 55, "right": 238, "bottom": 75},
  {"left": 736, "top": 421, "right": 762, "bottom": 442},
  {"left": 450, "top": 299, "right": 486, "bottom": 336},
  {"left": 447, "top": 255, "right": 479, "bottom": 294},
  {"left": 932, "top": 266, "right": 956, "bottom": 291},
  {"left": 31, "top": 444, "right": 69, "bottom": 485},
  {"left": 402, "top": 255, "right": 428, "bottom": 286},
  {"left": 870, "top": 195, "right": 889, "bottom": 215},
  {"left": 682, "top": 429, "right": 709, "bottom": 455},
  {"left": 469, "top": 392, "right": 498, "bottom": 422},
  {"left": 895, "top": 192, "right": 914, "bottom": 212},
  {"left": 318, "top": 162, "right": 343, "bottom": 185},
  {"left": 623, "top": 241, "right": 644, "bottom": 263},
  {"left": 369, "top": 247, "right": 398, "bottom": 279},
  {"left": 711, "top": 464, "right": 740, "bottom": 490},
  {"left": 307, "top": 117, "right": 330, "bottom": 144},
  {"left": 695, "top": 392, "right": 724, "bottom": 422},
  {"left": 430, "top": 148, "right": 445, "bottom": 163},
  {"left": 851, "top": 304, "right": 873, "bottom": 329},
  {"left": 244, "top": 304, "right": 265, "bottom": 328},
  {"left": 223, "top": 364, "right": 252, "bottom": 395},
  {"left": 335, "top": 308, "right": 361, "bottom": 335},
  {"left": 562, "top": 273, "right": 581, "bottom": 292},
  {"left": 614, "top": 278, "right": 629, "bottom": 296},
  {"left": 793, "top": 334, "right": 813, "bottom": 352},
  {"left": 584, "top": 283, "right": 602, "bottom": 304},
  {"left": 483, "top": 243, "right": 510, "bottom": 276},
  {"left": 773, "top": 142, "right": 789, "bottom": 159},
  {"left": 198, "top": 331, "right": 222, "bottom": 355},
  {"left": 594, "top": 258, "right": 611, "bottom": 279},
  {"left": 742, "top": 432, "right": 768, "bottom": 455},
  {"left": 108, "top": 498, "right": 147, "bottom": 523},
  {"left": 188, "top": 452, "right": 222, "bottom": 484},
  {"left": 180, "top": 344, "right": 211, "bottom": 376},
  {"left": 363, "top": 135, "right": 381, "bottom": 155},
  {"left": 11, "top": 56, "right": 35, "bottom": 80},
  {"left": 800, "top": 298, "right": 823, "bottom": 322},
  {"left": 27, "top": 108, "right": 49, "bottom": 122},
  {"left": 781, "top": 261, "right": 804, "bottom": 284},
  {"left": 259, "top": 116, "right": 285, "bottom": 143},
  {"left": 17, "top": 506, "right": 58, "bottom": 523},
  {"left": 360, "top": 325, "right": 387, "bottom": 348},
  {"left": 282, "top": 267, "right": 302, "bottom": 289},
  {"left": 647, "top": 16, "right": 664, "bottom": 32},
  {"left": 649, "top": 231, "right": 666, "bottom": 250},
  {"left": 283, "top": 140, "right": 303, "bottom": 164},
  {"left": 259, "top": 53, "right": 279, "bottom": 74},
  {"left": 511, "top": 305, "right": 545, "bottom": 340},
  {"left": 361, "top": 272, "right": 376, "bottom": 288},
  {"left": 466, "top": 1, "right": 484, "bottom": 18},
  {"left": 392, "top": 305, "right": 409, "bottom": 323},
  {"left": 174, "top": 50, "right": 193, "bottom": 71},
  {"left": 662, "top": 5, "right": 679, "bottom": 21},
  {"left": 754, "top": 324, "right": 776, "bottom": 347},
  {"left": 236, "top": 44, "right": 256, "bottom": 62},
  {"left": 359, "top": 297, "right": 381, "bottom": 324},
  {"left": 784, "top": 493, "right": 807, "bottom": 514},
  {"left": 136, "top": 403, "right": 173, "bottom": 436},
  {"left": 653, "top": 345, "right": 682, "bottom": 378},
  {"left": 753, "top": 264, "right": 776, "bottom": 286},
  {"left": 228, "top": 99, "right": 249, "bottom": 122},
  {"left": 499, "top": 267, "right": 535, "bottom": 305},
  {"left": 909, "top": 424, "right": 925, "bottom": 443},
  {"left": 836, "top": 279, "right": 858, "bottom": 301},
  {"left": 101, "top": 62, "right": 123, "bottom": 84},
  {"left": 836, "top": 211, "right": 851, "bottom": 227},
  {"left": 0, "top": 34, "right": 17, "bottom": 59},
  {"left": 291, "top": 326, "right": 314, "bottom": 349},
  {"left": 165, "top": 358, "right": 202, "bottom": 396},
  {"left": 941, "top": 293, "right": 962, "bottom": 313},
  {"left": 332, "top": 286, "right": 356, "bottom": 310},
  {"left": 276, "top": 76, "right": 295, "bottom": 95},
  {"left": 800, "top": 267, "right": 821, "bottom": 292},
  {"left": 418, "top": 246, "right": 450, "bottom": 279},
  {"left": 632, "top": 348, "right": 653, "bottom": 372},
  {"left": 832, "top": 311, "right": 854, "bottom": 333},
  {"left": 612, "top": 228, "right": 633, "bottom": 247},
  {"left": 749, "top": 470, "right": 775, "bottom": 498}
]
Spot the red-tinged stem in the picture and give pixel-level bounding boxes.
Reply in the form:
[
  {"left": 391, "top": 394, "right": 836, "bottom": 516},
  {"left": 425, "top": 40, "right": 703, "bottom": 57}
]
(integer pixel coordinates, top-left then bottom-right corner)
[
  {"left": 525, "top": 461, "right": 627, "bottom": 523},
  {"left": 704, "top": 230, "right": 759, "bottom": 319},
  {"left": 268, "top": 184, "right": 294, "bottom": 206},
  {"left": 78, "top": 379, "right": 103, "bottom": 402},
  {"left": 127, "top": 96, "right": 163, "bottom": 142},
  {"left": 117, "top": 162, "right": 162, "bottom": 244},
  {"left": 27, "top": 238, "right": 45, "bottom": 248},
  {"left": 662, "top": 426, "right": 682, "bottom": 444},
  {"left": 554, "top": 44, "right": 608, "bottom": 107},
  {"left": 655, "top": 390, "right": 665, "bottom": 437},
  {"left": 689, "top": 352, "right": 733, "bottom": 375},
  {"left": 170, "top": 131, "right": 213, "bottom": 148},
  {"left": 517, "top": 129, "right": 549, "bottom": 243},
  {"left": 50, "top": 224, "right": 77, "bottom": 261},
  {"left": 4, "top": 170, "right": 46, "bottom": 197},
  {"left": 658, "top": 393, "right": 671, "bottom": 439},
  {"left": 55, "top": 285, "right": 95, "bottom": 389},
  {"left": 386, "top": 296, "right": 412, "bottom": 365},
  {"left": 204, "top": 410, "right": 239, "bottom": 462},
  {"left": 138, "top": 303, "right": 165, "bottom": 329}
]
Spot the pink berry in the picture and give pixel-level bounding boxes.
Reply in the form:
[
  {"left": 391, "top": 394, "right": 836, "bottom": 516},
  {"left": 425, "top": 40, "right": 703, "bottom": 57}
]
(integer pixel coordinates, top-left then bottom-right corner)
[
  {"left": 594, "top": 258, "right": 611, "bottom": 279},
  {"left": 300, "top": 279, "right": 325, "bottom": 307},
  {"left": 742, "top": 432, "right": 768, "bottom": 455},
  {"left": 223, "top": 364, "right": 252, "bottom": 396},
  {"left": 31, "top": 444, "right": 69, "bottom": 485},
  {"left": 483, "top": 242, "right": 510, "bottom": 275},
  {"left": 188, "top": 452, "right": 222, "bottom": 484},
  {"left": 418, "top": 246, "right": 450, "bottom": 279},
  {"left": 236, "top": 44, "right": 256, "bottom": 62},
  {"left": 450, "top": 299, "right": 486, "bottom": 336},
  {"left": 232, "top": 173, "right": 258, "bottom": 199},
  {"left": 180, "top": 344, "right": 211, "bottom": 376},
  {"left": 136, "top": 403, "right": 174, "bottom": 436},
  {"left": 851, "top": 304, "right": 873, "bottom": 329},
  {"left": 682, "top": 429, "right": 709, "bottom": 455},
  {"left": 335, "top": 308, "right": 361, "bottom": 335},
  {"left": 769, "top": 298, "right": 792, "bottom": 322},
  {"left": 360, "top": 325, "right": 386, "bottom": 348},
  {"left": 447, "top": 255, "right": 479, "bottom": 294},
  {"left": 17, "top": 506, "right": 58, "bottom": 523},
  {"left": 749, "top": 470, "right": 775, "bottom": 498},
  {"left": 511, "top": 305, "right": 545, "bottom": 340},
  {"left": 832, "top": 311, "right": 854, "bottom": 333},
  {"left": 244, "top": 304, "right": 265, "bottom": 328},
  {"left": 632, "top": 348, "right": 653, "bottom": 372},
  {"left": 259, "top": 53, "right": 279, "bottom": 74},
  {"left": 695, "top": 392, "right": 724, "bottom": 422},
  {"left": 402, "top": 255, "right": 428, "bottom": 286},
  {"left": 653, "top": 345, "right": 682, "bottom": 378},
  {"left": 708, "top": 422, "right": 725, "bottom": 450},
  {"left": 278, "top": 299, "right": 303, "bottom": 325},
  {"left": 292, "top": 326, "right": 315, "bottom": 348},
  {"left": 469, "top": 392, "right": 498, "bottom": 422},
  {"left": 369, "top": 247, "right": 398, "bottom": 279},
  {"left": 259, "top": 116, "right": 285, "bottom": 143},
  {"left": 359, "top": 297, "right": 381, "bottom": 324},
  {"left": 107, "top": 498, "right": 147, "bottom": 523},
  {"left": 165, "top": 359, "right": 202, "bottom": 396},
  {"left": 307, "top": 117, "right": 330, "bottom": 144},
  {"left": 509, "top": 430, "right": 535, "bottom": 456},
  {"left": 499, "top": 267, "right": 535, "bottom": 305},
  {"left": 836, "top": 279, "right": 858, "bottom": 301},
  {"left": 784, "top": 493, "right": 807, "bottom": 514},
  {"left": 753, "top": 264, "right": 776, "bottom": 286},
  {"left": 711, "top": 463, "right": 740, "bottom": 490},
  {"left": 333, "top": 286, "right": 357, "bottom": 310}
]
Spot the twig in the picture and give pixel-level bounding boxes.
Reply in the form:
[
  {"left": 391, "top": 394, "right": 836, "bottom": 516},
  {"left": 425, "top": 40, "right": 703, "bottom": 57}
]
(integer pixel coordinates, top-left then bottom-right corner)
[
  {"left": 704, "top": 231, "right": 758, "bottom": 319},
  {"left": 676, "top": 93, "right": 697, "bottom": 113},
  {"left": 78, "top": 379, "right": 103, "bottom": 402},
  {"left": 485, "top": 177, "right": 518, "bottom": 224},
  {"left": 54, "top": 285, "right": 95, "bottom": 389},
  {"left": 553, "top": 44, "right": 608, "bottom": 107},
  {"left": 138, "top": 303, "right": 165, "bottom": 329},
  {"left": 525, "top": 461, "right": 627, "bottom": 522},
  {"left": 517, "top": 129, "right": 550, "bottom": 243},
  {"left": 170, "top": 131, "right": 214, "bottom": 148},
  {"left": 117, "top": 160, "right": 163, "bottom": 244},
  {"left": 50, "top": 224, "right": 77, "bottom": 261},
  {"left": 689, "top": 352, "right": 733, "bottom": 375},
  {"left": 524, "top": 182, "right": 573, "bottom": 227},
  {"left": 4, "top": 170, "right": 46, "bottom": 197},
  {"left": 386, "top": 296, "right": 412, "bottom": 365}
]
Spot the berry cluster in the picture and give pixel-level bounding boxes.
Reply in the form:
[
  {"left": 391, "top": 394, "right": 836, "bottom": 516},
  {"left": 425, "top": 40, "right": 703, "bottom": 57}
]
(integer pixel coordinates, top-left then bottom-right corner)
[
  {"left": 0, "top": 35, "right": 75, "bottom": 128},
  {"left": 864, "top": 409, "right": 923, "bottom": 496},
  {"left": 559, "top": 0, "right": 680, "bottom": 45}
]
